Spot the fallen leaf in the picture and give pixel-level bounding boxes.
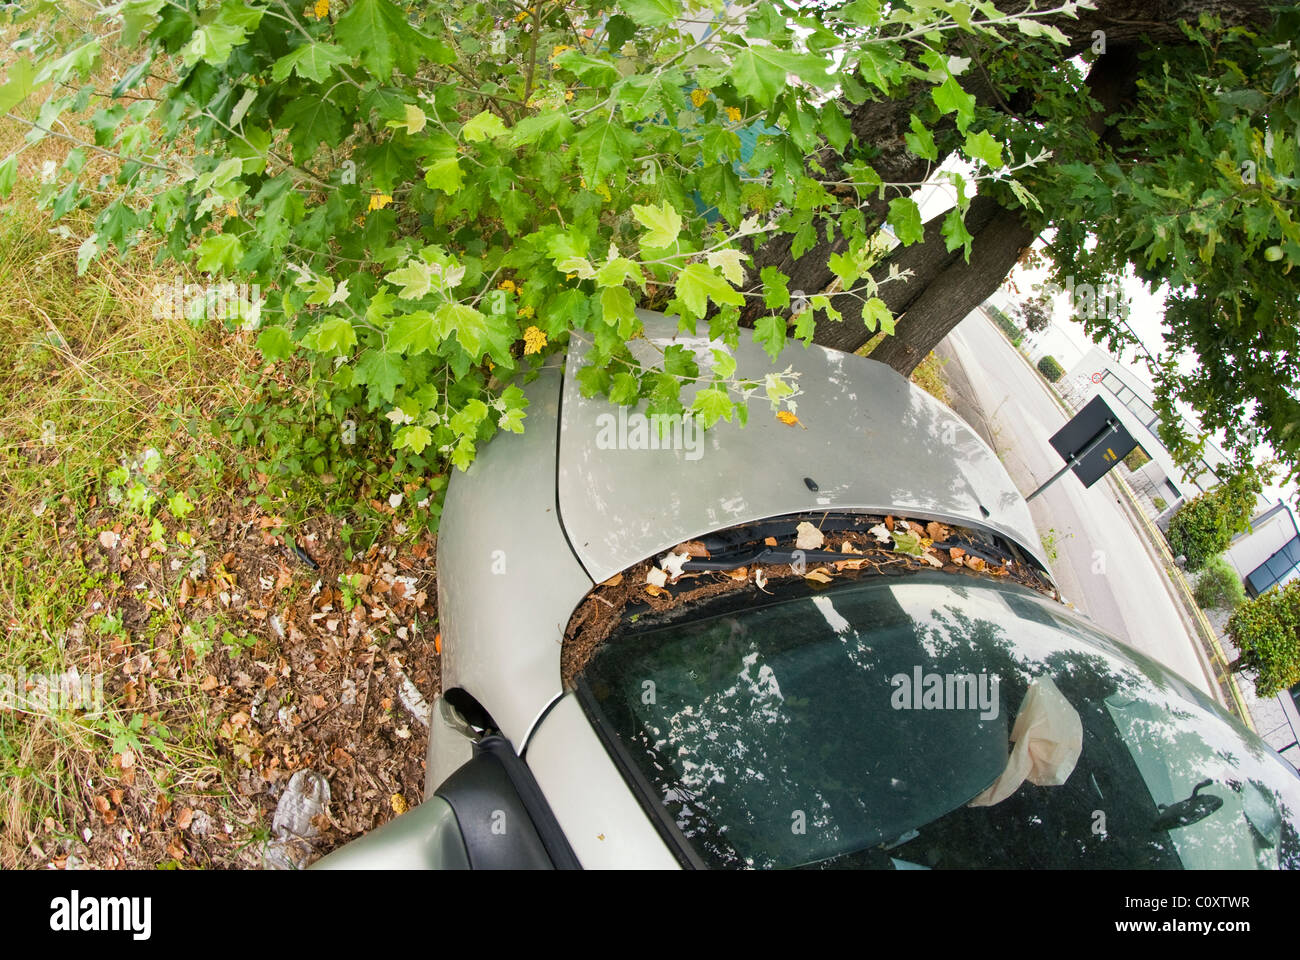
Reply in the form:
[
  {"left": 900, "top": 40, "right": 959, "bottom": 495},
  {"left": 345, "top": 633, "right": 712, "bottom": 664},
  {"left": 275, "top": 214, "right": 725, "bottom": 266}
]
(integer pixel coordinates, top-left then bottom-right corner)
[
  {"left": 804, "top": 568, "right": 834, "bottom": 583},
  {"left": 676, "top": 540, "right": 710, "bottom": 558},
  {"left": 892, "top": 530, "right": 927, "bottom": 556},
  {"left": 175, "top": 808, "right": 194, "bottom": 831},
  {"left": 794, "top": 521, "right": 825, "bottom": 550},
  {"left": 725, "top": 566, "right": 749, "bottom": 580},
  {"left": 659, "top": 550, "right": 690, "bottom": 581},
  {"left": 776, "top": 411, "right": 803, "bottom": 428},
  {"left": 646, "top": 567, "right": 668, "bottom": 588},
  {"left": 949, "top": 547, "right": 966, "bottom": 562},
  {"left": 391, "top": 793, "right": 408, "bottom": 815},
  {"left": 840, "top": 540, "right": 861, "bottom": 554},
  {"left": 884, "top": 515, "right": 895, "bottom": 531},
  {"left": 98, "top": 530, "right": 120, "bottom": 550},
  {"left": 869, "top": 524, "right": 892, "bottom": 543},
  {"left": 763, "top": 537, "right": 778, "bottom": 546},
  {"left": 599, "top": 573, "right": 624, "bottom": 587},
  {"left": 178, "top": 578, "right": 193, "bottom": 607},
  {"left": 926, "top": 521, "right": 950, "bottom": 542},
  {"left": 200, "top": 675, "right": 218, "bottom": 692},
  {"left": 644, "top": 583, "right": 669, "bottom": 598}
]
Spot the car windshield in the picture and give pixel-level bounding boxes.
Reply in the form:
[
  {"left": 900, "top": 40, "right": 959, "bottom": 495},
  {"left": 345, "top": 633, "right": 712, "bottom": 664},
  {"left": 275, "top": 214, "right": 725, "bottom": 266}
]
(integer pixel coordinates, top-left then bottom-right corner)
[{"left": 577, "top": 572, "right": 1300, "bottom": 869}]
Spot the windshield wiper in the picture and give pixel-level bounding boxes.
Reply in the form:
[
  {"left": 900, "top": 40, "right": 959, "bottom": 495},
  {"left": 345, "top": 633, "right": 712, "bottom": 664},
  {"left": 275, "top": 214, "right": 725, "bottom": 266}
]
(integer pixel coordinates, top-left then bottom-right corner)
[{"left": 1152, "top": 779, "right": 1223, "bottom": 832}]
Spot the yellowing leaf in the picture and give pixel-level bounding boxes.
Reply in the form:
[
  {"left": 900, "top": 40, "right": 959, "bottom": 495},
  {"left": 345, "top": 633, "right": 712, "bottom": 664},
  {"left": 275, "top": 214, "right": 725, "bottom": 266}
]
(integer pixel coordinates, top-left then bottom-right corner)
[
  {"left": 706, "top": 248, "right": 747, "bottom": 285},
  {"left": 631, "top": 202, "right": 682, "bottom": 248}
]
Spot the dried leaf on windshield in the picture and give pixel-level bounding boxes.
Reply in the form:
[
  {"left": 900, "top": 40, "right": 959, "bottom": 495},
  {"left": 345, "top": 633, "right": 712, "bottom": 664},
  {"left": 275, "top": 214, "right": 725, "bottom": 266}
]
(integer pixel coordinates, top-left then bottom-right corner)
[{"left": 795, "top": 521, "right": 825, "bottom": 550}]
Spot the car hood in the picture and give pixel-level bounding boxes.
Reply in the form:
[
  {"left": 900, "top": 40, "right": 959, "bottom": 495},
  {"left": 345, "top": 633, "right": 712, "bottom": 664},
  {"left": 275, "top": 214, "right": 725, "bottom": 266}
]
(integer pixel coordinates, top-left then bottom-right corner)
[{"left": 558, "top": 311, "right": 1052, "bottom": 582}]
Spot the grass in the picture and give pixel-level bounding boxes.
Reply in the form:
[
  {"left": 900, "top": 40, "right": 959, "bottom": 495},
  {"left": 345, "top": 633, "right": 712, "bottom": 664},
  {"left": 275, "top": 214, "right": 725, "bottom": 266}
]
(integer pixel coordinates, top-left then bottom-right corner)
[{"left": 0, "top": 73, "right": 275, "bottom": 863}]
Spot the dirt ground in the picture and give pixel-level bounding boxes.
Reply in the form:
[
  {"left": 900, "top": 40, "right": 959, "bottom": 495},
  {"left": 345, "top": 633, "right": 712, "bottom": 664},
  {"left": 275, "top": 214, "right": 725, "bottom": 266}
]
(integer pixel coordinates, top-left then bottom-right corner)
[{"left": 18, "top": 484, "right": 440, "bottom": 869}]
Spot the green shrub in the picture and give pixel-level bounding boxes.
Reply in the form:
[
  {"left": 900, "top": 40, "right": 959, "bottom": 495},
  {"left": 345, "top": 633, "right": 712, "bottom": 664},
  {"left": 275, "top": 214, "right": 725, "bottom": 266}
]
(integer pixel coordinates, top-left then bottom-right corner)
[
  {"left": 1166, "top": 470, "right": 1264, "bottom": 571},
  {"left": 1037, "top": 355, "right": 1065, "bottom": 382},
  {"left": 1193, "top": 555, "right": 1246, "bottom": 610},
  {"left": 1228, "top": 581, "right": 1300, "bottom": 698},
  {"left": 987, "top": 306, "right": 1023, "bottom": 345},
  {"left": 1153, "top": 496, "right": 1168, "bottom": 511}
]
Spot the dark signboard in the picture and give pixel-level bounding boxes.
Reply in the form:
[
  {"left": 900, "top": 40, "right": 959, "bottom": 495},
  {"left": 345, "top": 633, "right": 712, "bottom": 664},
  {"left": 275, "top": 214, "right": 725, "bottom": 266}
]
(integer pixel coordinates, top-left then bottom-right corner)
[{"left": 1048, "top": 395, "right": 1138, "bottom": 488}]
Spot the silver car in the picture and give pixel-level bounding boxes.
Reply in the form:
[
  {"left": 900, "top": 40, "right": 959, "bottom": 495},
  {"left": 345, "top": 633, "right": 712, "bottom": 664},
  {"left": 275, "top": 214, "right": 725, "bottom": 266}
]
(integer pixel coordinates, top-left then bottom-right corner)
[{"left": 317, "top": 312, "right": 1300, "bottom": 870}]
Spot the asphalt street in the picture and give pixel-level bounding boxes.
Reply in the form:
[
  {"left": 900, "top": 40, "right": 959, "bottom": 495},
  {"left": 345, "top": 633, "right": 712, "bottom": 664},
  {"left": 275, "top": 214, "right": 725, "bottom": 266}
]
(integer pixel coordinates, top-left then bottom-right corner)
[{"left": 936, "top": 309, "right": 1217, "bottom": 697}]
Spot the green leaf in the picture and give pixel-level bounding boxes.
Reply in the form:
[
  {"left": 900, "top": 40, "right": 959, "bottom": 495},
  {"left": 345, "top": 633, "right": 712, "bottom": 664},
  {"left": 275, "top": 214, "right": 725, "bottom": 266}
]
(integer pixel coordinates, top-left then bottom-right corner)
[
  {"left": 941, "top": 206, "right": 974, "bottom": 258},
  {"left": 0, "top": 56, "right": 36, "bottom": 114},
  {"left": 621, "top": 0, "right": 679, "bottom": 27},
  {"left": 385, "top": 261, "right": 432, "bottom": 300},
  {"left": 336, "top": 0, "right": 430, "bottom": 79},
  {"left": 963, "top": 129, "right": 1004, "bottom": 170},
  {"left": 0, "top": 154, "right": 17, "bottom": 200},
  {"left": 394, "top": 424, "right": 432, "bottom": 454},
  {"left": 256, "top": 325, "right": 293, "bottom": 361},
  {"left": 827, "top": 250, "right": 860, "bottom": 287},
  {"left": 754, "top": 314, "right": 787, "bottom": 361},
  {"left": 932, "top": 76, "right": 975, "bottom": 133},
  {"left": 760, "top": 266, "right": 790, "bottom": 310},
  {"left": 729, "top": 46, "right": 832, "bottom": 107},
  {"left": 355, "top": 349, "right": 404, "bottom": 402},
  {"left": 277, "top": 98, "right": 345, "bottom": 162},
  {"left": 437, "top": 302, "right": 493, "bottom": 357},
  {"left": 461, "top": 110, "right": 508, "bottom": 142},
  {"left": 311, "top": 316, "right": 358, "bottom": 354},
  {"left": 862, "top": 297, "right": 894, "bottom": 335},
  {"left": 600, "top": 285, "right": 638, "bottom": 334},
  {"left": 886, "top": 196, "right": 924, "bottom": 246},
  {"left": 904, "top": 114, "right": 937, "bottom": 161},
  {"left": 631, "top": 202, "right": 683, "bottom": 248},
  {"left": 690, "top": 387, "right": 735, "bottom": 428},
  {"left": 386, "top": 310, "right": 443, "bottom": 354},
  {"left": 609, "top": 372, "right": 640, "bottom": 405},
  {"left": 553, "top": 51, "right": 619, "bottom": 87},
  {"left": 271, "top": 42, "right": 351, "bottom": 83},
  {"left": 676, "top": 263, "right": 745, "bottom": 317},
  {"left": 424, "top": 156, "right": 464, "bottom": 194},
  {"left": 194, "top": 234, "right": 243, "bottom": 273},
  {"left": 574, "top": 118, "right": 636, "bottom": 183},
  {"left": 509, "top": 111, "right": 574, "bottom": 148}
]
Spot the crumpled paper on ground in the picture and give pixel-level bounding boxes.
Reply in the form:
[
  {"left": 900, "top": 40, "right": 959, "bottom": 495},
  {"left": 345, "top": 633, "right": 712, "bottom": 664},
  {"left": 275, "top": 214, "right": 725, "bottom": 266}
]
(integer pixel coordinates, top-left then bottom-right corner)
[{"left": 969, "top": 676, "right": 1082, "bottom": 807}]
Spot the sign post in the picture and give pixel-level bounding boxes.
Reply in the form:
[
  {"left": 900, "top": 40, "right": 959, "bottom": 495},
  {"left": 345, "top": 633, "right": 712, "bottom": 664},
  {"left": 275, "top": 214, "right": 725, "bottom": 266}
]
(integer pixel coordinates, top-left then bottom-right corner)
[{"left": 1026, "top": 396, "right": 1138, "bottom": 502}]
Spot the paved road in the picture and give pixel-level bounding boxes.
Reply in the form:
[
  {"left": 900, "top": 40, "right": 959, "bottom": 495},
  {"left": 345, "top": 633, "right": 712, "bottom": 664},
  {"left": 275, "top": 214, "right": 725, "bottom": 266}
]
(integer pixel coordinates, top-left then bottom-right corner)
[{"left": 936, "top": 309, "right": 1217, "bottom": 697}]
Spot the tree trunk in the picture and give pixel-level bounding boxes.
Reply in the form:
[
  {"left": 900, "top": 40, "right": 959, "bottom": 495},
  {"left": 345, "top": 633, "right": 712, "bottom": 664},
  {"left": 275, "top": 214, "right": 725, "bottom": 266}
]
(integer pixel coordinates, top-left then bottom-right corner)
[
  {"left": 811, "top": 194, "right": 1006, "bottom": 355},
  {"left": 868, "top": 202, "right": 1035, "bottom": 374},
  {"left": 742, "top": 0, "right": 1270, "bottom": 373}
]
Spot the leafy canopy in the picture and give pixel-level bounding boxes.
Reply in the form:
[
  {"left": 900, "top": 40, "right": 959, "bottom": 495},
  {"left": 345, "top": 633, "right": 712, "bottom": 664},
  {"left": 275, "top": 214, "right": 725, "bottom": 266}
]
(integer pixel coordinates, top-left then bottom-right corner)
[{"left": 2, "top": 0, "right": 1081, "bottom": 481}]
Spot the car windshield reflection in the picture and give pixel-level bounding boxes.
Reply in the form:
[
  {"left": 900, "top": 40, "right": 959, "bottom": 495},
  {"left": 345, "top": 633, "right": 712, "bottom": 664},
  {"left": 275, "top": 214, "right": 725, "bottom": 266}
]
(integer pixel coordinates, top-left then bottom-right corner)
[{"left": 578, "top": 572, "right": 1300, "bottom": 869}]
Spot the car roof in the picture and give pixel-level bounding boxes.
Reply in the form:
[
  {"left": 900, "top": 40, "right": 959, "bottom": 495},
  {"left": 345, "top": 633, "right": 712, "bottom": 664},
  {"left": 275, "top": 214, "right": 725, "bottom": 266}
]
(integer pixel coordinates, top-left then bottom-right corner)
[{"left": 557, "top": 310, "right": 1052, "bottom": 583}]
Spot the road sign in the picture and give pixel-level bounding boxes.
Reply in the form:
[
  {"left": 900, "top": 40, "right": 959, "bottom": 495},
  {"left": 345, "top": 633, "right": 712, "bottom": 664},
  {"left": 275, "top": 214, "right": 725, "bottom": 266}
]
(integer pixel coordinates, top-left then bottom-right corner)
[{"left": 1026, "top": 396, "right": 1138, "bottom": 501}]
